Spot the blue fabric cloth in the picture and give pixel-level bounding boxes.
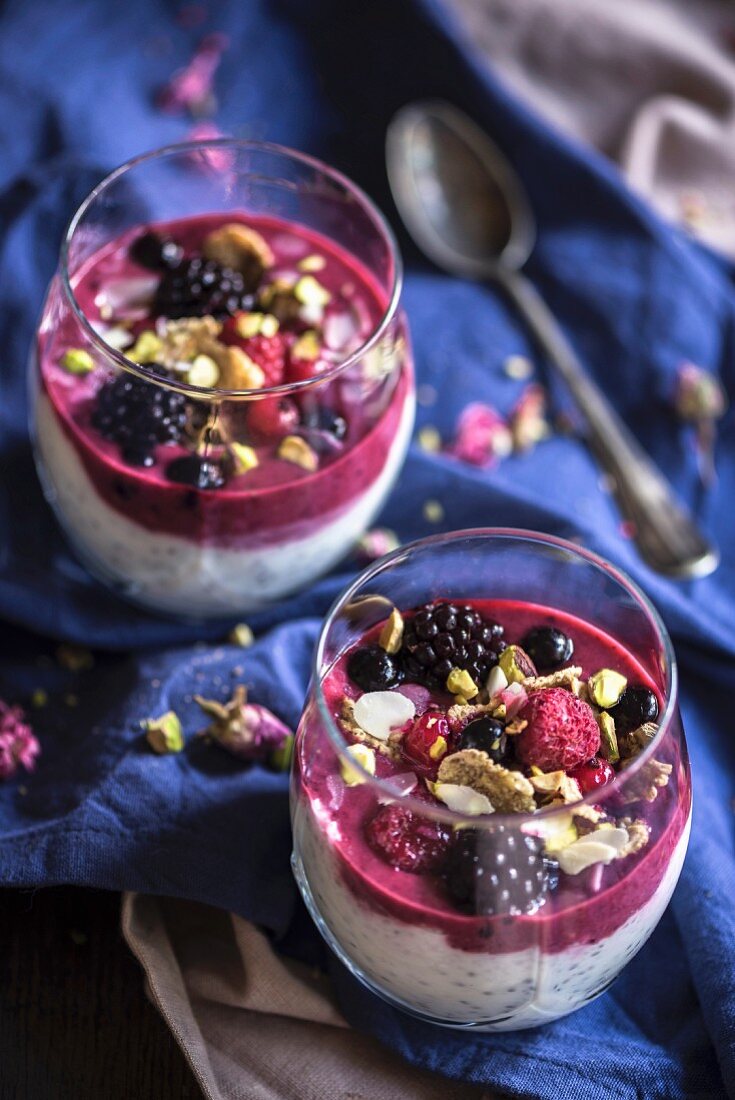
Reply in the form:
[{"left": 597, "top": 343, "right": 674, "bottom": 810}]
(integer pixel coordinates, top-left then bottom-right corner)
[{"left": 0, "top": 0, "right": 733, "bottom": 1095}]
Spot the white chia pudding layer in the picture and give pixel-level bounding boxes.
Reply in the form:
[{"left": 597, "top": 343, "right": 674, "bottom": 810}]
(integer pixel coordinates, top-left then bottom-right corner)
[
  {"left": 34, "top": 389, "right": 414, "bottom": 617},
  {"left": 293, "top": 798, "right": 691, "bottom": 1030}
]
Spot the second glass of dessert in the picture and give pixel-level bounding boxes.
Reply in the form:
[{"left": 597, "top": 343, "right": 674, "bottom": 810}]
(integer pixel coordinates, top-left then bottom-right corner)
[
  {"left": 31, "top": 140, "right": 413, "bottom": 617},
  {"left": 291, "top": 529, "right": 691, "bottom": 1030}
]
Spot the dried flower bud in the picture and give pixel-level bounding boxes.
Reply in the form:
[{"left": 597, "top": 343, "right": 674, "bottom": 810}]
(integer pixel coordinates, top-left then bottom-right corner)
[
  {"left": 195, "top": 685, "right": 291, "bottom": 761},
  {"left": 450, "top": 402, "right": 512, "bottom": 467},
  {"left": 675, "top": 362, "right": 727, "bottom": 422}
]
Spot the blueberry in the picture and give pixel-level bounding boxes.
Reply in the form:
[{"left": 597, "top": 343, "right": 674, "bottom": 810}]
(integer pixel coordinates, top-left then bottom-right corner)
[
  {"left": 459, "top": 717, "right": 507, "bottom": 762},
  {"left": 301, "top": 407, "right": 347, "bottom": 441},
  {"left": 166, "top": 454, "right": 226, "bottom": 490},
  {"left": 129, "top": 231, "right": 183, "bottom": 271},
  {"left": 608, "top": 685, "right": 659, "bottom": 733},
  {"left": 347, "top": 645, "right": 403, "bottom": 692},
  {"left": 521, "top": 626, "right": 573, "bottom": 670}
]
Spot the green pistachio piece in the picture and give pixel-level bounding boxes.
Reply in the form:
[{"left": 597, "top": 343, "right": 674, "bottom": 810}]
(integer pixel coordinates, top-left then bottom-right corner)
[
  {"left": 144, "top": 711, "right": 184, "bottom": 754},
  {"left": 588, "top": 668, "right": 627, "bottom": 709},
  {"left": 498, "top": 644, "right": 537, "bottom": 683},
  {"left": 598, "top": 711, "right": 620, "bottom": 764},
  {"left": 446, "top": 668, "right": 479, "bottom": 698},
  {"left": 61, "top": 348, "right": 95, "bottom": 375}
]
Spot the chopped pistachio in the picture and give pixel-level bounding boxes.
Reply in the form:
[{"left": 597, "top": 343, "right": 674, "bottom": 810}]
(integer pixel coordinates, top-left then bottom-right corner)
[
  {"left": 61, "top": 348, "right": 95, "bottom": 375},
  {"left": 597, "top": 711, "right": 620, "bottom": 763},
  {"left": 278, "top": 435, "right": 319, "bottom": 472},
  {"left": 230, "top": 442, "right": 259, "bottom": 474},
  {"left": 298, "top": 254, "right": 327, "bottom": 273},
  {"left": 228, "top": 623, "right": 254, "bottom": 648},
  {"left": 144, "top": 711, "right": 184, "bottom": 754},
  {"left": 340, "top": 743, "right": 376, "bottom": 786},
  {"left": 378, "top": 608, "right": 404, "bottom": 655},
  {"left": 499, "top": 644, "right": 537, "bottom": 684},
  {"left": 291, "top": 330, "right": 321, "bottom": 361},
  {"left": 31, "top": 688, "right": 48, "bottom": 708},
  {"left": 260, "top": 314, "right": 280, "bottom": 337},
  {"left": 446, "top": 668, "right": 479, "bottom": 699},
  {"left": 188, "top": 354, "right": 220, "bottom": 388},
  {"left": 294, "top": 275, "right": 331, "bottom": 307},
  {"left": 128, "top": 331, "right": 163, "bottom": 364},
  {"left": 423, "top": 499, "right": 444, "bottom": 523},
  {"left": 417, "top": 425, "right": 442, "bottom": 453},
  {"left": 219, "top": 347, "right": 266, "bottom": 389},
  {"left": 235, "top": 312, "right": 266, "bottom": 339},
  {"left": 428, "top": 734, "right": 448, "bottom": 761},
  {"left": 588, "top": 668, "right": 627, "bottom": 709}
]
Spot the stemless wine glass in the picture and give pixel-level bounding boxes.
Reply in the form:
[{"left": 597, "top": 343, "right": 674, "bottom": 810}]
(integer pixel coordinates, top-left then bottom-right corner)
[
  {"left": 30, "top": 141, "right": 414, "bottom": 618},
  {"left": 291, "top": 529, "right": 691, "bottom": 1030}
]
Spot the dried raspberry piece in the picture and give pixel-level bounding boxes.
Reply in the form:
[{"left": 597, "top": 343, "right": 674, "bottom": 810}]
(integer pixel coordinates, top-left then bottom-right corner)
[
  {"left": 515, "top": 688, "right": 600, "bottom": 772},
  {"left": 365, "top": 803, "right": 450, "bottom": 873},
  {"left": 568, "top": 757, "right": 615, "bottom": 794},
  {"left": 401, "top": 711, "right": 451, "bottom": 771}
]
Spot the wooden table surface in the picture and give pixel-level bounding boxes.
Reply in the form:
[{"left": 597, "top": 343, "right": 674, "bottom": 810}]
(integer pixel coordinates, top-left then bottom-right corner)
[{"left": 0, "top": 887, "right": 201, "bottom": 1099}]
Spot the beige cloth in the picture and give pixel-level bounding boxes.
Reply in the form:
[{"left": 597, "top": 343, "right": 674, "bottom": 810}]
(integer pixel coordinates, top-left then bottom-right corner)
[
  {"left": 451, "top": 0, "right": 735, "bottom": 256},
  {"left": 122, "top": 893, "right": 493, "bottom": 1100},
  {"left": 122, "top": 3, "right": 735, "bottom": 1096}
]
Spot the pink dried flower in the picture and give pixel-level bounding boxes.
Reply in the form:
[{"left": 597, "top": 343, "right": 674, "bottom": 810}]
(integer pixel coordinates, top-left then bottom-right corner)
[
  {"left": 157, "top": 33, "right": 228, "bottom": 116},
  {"left": 185, "top": 122, "right": 234, "bottom": 172},
  {"left": 0, "top": 701, "right": 40, "bottom": 781},
  {"left": 355, "top": 528, "right": 400, "bottom": 563},
  {"left": 498, "top": 683, "right": 528, "bottom": 720},
  {"left": 675, "top": 362, "right": 728, "bottom": 487},
  {"left": 450, "top": 402, "right": 512, "bottom": 467},
  {"left": 510, "top": 383, "right": 550, "bottom": 452},
  {"left": 194, "top": 685, "right": 291, "bottom": 761}
]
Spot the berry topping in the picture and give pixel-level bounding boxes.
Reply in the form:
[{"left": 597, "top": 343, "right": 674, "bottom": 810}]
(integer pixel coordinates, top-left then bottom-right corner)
[
  {"left": 129, "top": 231, "right": 183, "bottom": 271},
  {"left": 608, "top": 686, "right": 659, "bottom": 734},
  {"left": 247, "top": 397, "right": 300, "bottom": 442},
  {"left": 459, "top": 716, "right": 508, "bottom": 763},
  {"left": 166, "top": 454, "right": 226, "bottom": 490},
  {"left": 515, "top": 688, "right": 600, "bottom": 772},
  {"left": 568, "top": 757, "right": 615, "bottom": 794},
  {"left": 300, "top": 406, "right": 348, "bottom": 442},
  {"left": 399, "top": 603, "right": 506, "bottom": 690},
  {"left": 365, "top": 803, "right": 450, "bottom": 873},
  {"left": 91, "top": 371, "right": 188, "bottom": 466},
  {"left": 520, "top": 626, "right": 573, "bottom": 671},
  {"left": 402, "top": 711, "right": 451, "bottom": 770},
  {"left": 154, "top": 256, "right": 255, "bottom": 319},
  {"left": 238, "top": 332, "right": 288, "bottom": 387},
  {"left": 347, "top": 645, "right": 403, "bottom": 693},
  {"left": 444, "top": 827, "right": 556, "bottom": 915}
]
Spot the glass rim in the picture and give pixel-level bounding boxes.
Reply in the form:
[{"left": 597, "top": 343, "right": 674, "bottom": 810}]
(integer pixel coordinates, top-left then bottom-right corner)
[
  {"left": 59, "top": 138, "right": 404, "bottom": 401},
  {"left": 312, "top": 527, "right": 679, "bottom": 828}
]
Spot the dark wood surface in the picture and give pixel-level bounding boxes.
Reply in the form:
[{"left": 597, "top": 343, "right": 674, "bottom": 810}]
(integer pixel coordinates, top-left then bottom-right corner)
[{"left": 0, "top": 887, "right": 202, "bottom": 1100}]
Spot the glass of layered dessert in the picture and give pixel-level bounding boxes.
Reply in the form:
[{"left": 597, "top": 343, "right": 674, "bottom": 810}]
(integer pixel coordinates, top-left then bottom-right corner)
[
  {"left": 31, "top": 141, "right": 413, "bottom": 617},
  {"left": 291, "top": 529, "right": 691, "bottom": 1030}
]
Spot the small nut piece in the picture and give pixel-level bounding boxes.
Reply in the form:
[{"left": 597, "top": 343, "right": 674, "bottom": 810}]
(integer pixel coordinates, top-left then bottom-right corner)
[
  {"left": 437, "top": 749, "right": 536, "bottom": 813},
  {"left": 294, "top": 275, "right": 331, "bottom": 308},
  {"left": 128, "top": 331, "right": 163, "bottom": 364},
  {"left": 597, "top": 711, "right": 620, "bottom": 763},
  {"left": 588, "top": 668, "right": 627, "bottom": 709},
  {"left": 291, "top": 330, "right": 321, "bottom": 361},
  {"left": 61, "top": 348, "right": 95, "bottom": 375},
  {"left": 230, "top": 442, "right": 259, "bottom": 474},
  {"left": 144, "top": 711, "right": 184, "bottom": 754},
  {"left": 218, "top": 347, "right": 266, "bottom": 390},
  {"left": 446, "top": 668, "right": 479, "bottom": 699},
  {"left": 340, "top": 743, "right": 376, "bottom": 786},
  {"left": 499, "top": 645, "right": 537, "bottom": 684},
  {"left": 379, "top": 608, "right": 404, "bottom": 655},
  {"left": 228, "top": 623, "right": 254, "bottom": 647},
  {"left": 298, "top": 253, "right": 326, "bottom": 272},
  {"left": 277, "top": 435, "right": 319, "bottom": 472},
  {"left": 203, "top": 223, "right": 274, "bottom": 288},
  {"left": 188, "top": 354, "right": 220, "bottom": 388}
]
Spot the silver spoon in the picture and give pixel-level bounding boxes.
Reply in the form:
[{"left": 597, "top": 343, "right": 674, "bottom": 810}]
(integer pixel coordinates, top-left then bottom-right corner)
[{"left": 386, "top": 100, "right": 719, "bottom": 579}]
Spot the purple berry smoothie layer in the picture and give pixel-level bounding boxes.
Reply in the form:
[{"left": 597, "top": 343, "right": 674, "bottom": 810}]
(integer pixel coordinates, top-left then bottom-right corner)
[
  {"left": 38, "top": 214, "right": 411, "bottom": 547},
  {"left": 298, "top": 600, "right": 690, "bottom": 955}
]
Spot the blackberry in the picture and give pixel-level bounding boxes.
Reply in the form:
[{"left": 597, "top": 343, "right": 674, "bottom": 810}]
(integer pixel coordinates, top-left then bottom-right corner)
[
  {"left": 166, "top": 454, "right": 227, "bottom": 490},
  {"left": 608, "top": 686, "right": 659, "bottom": 734},
  {"left": 521, "top": 626, "right": 573, "bottom": 671},
  {"left": 459, "top": 716, "right": 508, "bottom": 763},
  {"left": 92, "top": 370, "right": 188, "bottom": 466},
  {"left": 154, "top": 256, "right": 256, "bottom": 319},
  {"left": 444, "top": 827, "right": 557, "bottom": 916},
  {"left": 399, "top": 602, "right": 506, "bottom": 690},
  {"left": 129, "top": 231, "right": 183, "bottom": 271},
  {"left": 347, "top": 645, "right": 403, "bottom": 693}
]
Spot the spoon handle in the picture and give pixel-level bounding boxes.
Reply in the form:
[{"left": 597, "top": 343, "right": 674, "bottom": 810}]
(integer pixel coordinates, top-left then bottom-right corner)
[{"left": 500, "top": 270, "right": 718, "bottom": 578}]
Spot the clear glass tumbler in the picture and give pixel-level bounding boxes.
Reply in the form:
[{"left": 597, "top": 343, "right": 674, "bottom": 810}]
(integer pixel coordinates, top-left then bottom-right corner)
[
  {"left": 291, "top": 529, "right": 691, "bottom": 1030},
  {"left": 31, "top": 140, "right": 414, "bottom": 617}
]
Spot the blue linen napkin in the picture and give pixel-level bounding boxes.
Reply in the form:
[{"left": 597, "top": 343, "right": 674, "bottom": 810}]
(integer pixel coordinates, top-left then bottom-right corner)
[{"left": 0, "top": 0, "right": 733, "bottom": 1095}]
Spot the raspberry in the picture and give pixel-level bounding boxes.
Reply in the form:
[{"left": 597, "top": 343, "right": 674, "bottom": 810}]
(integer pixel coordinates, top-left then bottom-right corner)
[
  {"left": 402, "top": 711, "right": 451, "bottom": 771},
  {"left": 444, "top": 827, "right": 556, "bottom": 915},
  {"left": 365, "top": 803, "right": 450, "bottom": 873},
  {"left": 240, "top": 332, "right": 288, "bottom": 387},
  {"left": 515, "top": 688, "right": 600, "bottom": 772},
  {"left": 568, "top": 757, "right": 615, "bottom": 794},
  {"left": 286, "top": 352, "right": 318, "bottom": 384},
  {"left": 247, "top": 396, "right": 299, "bottom": 442}
]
